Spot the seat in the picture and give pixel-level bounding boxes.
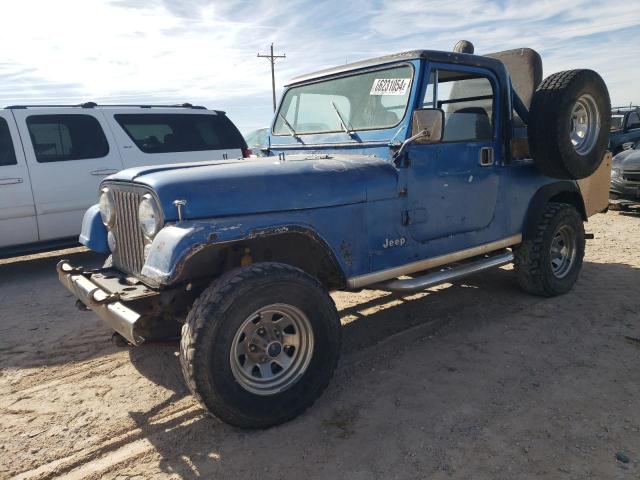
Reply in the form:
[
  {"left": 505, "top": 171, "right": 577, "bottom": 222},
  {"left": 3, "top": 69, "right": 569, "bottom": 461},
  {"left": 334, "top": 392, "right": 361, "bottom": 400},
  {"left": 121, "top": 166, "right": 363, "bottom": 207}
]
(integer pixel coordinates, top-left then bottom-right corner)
[
  {"left": 163, "top": 133, "right": 177, "bottom": 148},
  {"left": 443, "top": 107, "right": 492, "bottom": 142},
  {"left": 374, "top": 110, "right": 399, "bottom": 127}
]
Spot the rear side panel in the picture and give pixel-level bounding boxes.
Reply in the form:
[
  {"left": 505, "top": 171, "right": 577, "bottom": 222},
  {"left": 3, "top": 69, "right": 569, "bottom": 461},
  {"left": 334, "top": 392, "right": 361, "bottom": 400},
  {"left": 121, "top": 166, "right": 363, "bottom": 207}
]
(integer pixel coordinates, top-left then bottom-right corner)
[
  {"left": 577, "top": 153, "right": 612, "bottom": 216},
  {"left": 101, "top": 109, "right": 245, "bottom": 167}
]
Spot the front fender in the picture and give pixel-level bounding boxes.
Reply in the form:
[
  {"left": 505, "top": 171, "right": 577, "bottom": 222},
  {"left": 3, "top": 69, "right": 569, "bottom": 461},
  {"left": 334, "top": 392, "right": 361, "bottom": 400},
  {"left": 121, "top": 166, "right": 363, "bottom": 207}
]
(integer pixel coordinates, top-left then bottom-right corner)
[
  {"left": 140, "top": 217, "right": 350, "bottom": 286},
  {"left": 79, "top": 204, "right": 109, "bottom": 253}
]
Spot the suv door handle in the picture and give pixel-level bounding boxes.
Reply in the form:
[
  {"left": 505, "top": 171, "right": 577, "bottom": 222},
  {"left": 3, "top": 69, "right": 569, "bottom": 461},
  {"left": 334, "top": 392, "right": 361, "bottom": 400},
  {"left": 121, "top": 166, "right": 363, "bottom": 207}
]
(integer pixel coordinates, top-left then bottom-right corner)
[
  {"left": 479, "top": 147, "right": 494, "bottom": 166},
  {"left": 0, "top": 177, "right": 24, "bottom": 186},
  {"left": 90, "top": 168, "right": 119, "bottom": 176}
]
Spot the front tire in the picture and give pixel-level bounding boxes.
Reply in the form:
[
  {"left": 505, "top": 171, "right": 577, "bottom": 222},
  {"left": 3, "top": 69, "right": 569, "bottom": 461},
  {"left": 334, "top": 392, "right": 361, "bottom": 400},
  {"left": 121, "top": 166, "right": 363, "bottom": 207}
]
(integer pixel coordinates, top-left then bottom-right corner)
[
  {"left": 180, "top": 262, "right": 341, "bottom": 429},
  {"left": 514, "top": 203, "right": 585, "bottom": 297}
]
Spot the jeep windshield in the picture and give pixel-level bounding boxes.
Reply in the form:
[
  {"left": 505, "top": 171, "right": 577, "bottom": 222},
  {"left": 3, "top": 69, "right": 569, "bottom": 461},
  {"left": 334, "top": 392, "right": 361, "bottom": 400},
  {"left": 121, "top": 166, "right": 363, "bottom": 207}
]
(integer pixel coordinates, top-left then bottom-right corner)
[{"left": 273, "top": 65, "right": 413, "bottom": 136}]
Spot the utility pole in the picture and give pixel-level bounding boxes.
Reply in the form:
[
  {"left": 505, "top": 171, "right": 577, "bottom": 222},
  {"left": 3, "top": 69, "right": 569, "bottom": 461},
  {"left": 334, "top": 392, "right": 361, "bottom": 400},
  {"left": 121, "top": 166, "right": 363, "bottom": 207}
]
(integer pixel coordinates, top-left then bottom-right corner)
[{"left": 258, "top": 43, "right": 286, "bottom": 112}]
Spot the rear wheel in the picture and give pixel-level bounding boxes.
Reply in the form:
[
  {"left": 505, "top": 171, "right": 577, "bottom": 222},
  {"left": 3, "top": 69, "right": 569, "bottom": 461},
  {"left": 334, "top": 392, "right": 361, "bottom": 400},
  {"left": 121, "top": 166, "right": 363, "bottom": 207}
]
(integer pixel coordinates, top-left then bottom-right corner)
[
  {"left": 180, "top": 262, "right": 341, "bottom": 429},
  {"left": 514, "top": 202, "right": 585, "bottom": 296},
  {"left": 528, "top": 69, "right": 610, "bottom": 180}
]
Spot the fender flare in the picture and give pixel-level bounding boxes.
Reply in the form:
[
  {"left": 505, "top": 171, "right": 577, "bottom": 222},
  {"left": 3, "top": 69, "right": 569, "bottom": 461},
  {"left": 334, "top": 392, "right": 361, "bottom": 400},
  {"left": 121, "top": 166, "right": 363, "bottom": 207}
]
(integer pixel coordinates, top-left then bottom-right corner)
[
  {"left": 79, "top": 204, "right": 109, "bottom": 253},
  {"left": 140, "top": 221, "right": 347, "bottom": 287},
  {"left": 522, "top": 181, "right": 587, "bottom": 241}
]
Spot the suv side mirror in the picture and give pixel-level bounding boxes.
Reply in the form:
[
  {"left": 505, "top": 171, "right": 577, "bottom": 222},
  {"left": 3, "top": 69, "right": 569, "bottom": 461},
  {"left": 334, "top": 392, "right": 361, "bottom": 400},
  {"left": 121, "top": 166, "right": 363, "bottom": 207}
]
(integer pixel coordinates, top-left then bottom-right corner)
[{"left": 412, "top": 108, "right": 444, "bottom": 143}]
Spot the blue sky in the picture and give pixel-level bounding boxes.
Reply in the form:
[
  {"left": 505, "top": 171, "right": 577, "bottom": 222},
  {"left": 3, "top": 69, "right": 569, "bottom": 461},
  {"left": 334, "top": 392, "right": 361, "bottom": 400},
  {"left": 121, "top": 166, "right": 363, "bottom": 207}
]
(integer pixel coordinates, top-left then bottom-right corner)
[{"left": 1, "top": 0, "right": 638, "bottom": 134}]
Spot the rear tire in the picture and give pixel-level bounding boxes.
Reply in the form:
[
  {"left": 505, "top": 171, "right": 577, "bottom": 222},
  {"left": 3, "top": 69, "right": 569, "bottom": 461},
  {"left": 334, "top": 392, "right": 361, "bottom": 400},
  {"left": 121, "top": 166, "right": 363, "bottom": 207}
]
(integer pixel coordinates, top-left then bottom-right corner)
[
  {"left": 180, "top": 262, "right": 341, "bottom": 429},
  {"left": 529, "top": 69, "right": 610, "bottom": 180},
  {"left": 514, "top": 203, "right": 585, "bottom": 296}
]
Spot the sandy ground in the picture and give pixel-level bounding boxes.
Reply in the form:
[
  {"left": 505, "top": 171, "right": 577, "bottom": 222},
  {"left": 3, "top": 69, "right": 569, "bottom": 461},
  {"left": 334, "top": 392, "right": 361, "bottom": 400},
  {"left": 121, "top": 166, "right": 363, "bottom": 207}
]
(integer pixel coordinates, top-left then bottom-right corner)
[{"left": 1, "top": 212, "right": 640, "bottom": 479}]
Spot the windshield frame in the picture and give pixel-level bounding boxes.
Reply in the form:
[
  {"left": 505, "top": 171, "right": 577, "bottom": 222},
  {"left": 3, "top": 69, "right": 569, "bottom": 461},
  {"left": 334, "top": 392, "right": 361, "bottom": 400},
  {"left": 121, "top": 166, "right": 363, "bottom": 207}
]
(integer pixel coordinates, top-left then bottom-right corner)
[{"left": 271, "top": 62, "right": 416, "bottom": 137}]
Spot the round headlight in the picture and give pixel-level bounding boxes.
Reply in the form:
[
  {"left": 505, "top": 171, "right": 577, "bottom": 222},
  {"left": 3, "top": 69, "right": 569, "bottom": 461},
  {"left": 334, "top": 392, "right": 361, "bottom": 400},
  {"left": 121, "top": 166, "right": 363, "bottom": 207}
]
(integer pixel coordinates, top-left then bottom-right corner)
[
  {"left": 99, "top": 188, "right": 115, "bottom": 227},
  {"left": 107, "top": 230, "right": 117, "bottom": 252},
  {"left": 138, "top": 194, "right": 161, "bottom": 238}
]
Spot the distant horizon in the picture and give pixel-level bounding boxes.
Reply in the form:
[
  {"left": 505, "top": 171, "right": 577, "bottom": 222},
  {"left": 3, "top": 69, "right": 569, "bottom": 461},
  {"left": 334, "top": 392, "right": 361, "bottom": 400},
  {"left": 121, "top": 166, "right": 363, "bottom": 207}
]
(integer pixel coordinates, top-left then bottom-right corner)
[{"left": 1, "top": 0, "right": 638, "bottom": 134}]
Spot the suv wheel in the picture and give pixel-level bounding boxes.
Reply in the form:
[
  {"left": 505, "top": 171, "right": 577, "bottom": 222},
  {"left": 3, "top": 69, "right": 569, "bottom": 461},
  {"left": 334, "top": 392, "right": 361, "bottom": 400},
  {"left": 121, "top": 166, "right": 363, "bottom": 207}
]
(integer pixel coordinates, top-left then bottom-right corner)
[
  {"left": 514, "top": 202, "right": 585, "bottom": 296},
  {"left": 180, "top": 262, "right": 341, "bottom": 429}
]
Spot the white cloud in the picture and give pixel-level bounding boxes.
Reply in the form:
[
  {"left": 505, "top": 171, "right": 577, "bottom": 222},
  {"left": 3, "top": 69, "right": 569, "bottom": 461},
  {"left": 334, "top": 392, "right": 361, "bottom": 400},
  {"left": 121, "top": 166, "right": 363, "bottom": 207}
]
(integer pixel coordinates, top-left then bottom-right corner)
[{"left": 0, "top": 0, "right": 638, "bottom": 132}]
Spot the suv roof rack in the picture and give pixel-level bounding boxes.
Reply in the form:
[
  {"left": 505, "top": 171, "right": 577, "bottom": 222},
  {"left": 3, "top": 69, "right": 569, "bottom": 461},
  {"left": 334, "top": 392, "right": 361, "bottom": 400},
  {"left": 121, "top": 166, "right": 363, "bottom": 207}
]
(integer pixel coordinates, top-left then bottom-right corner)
[
  {"left": 611, "top": 105, "right": 639, "bottom": 112},
  {"left": 5, "top": 102, "right": 216, "bottom": 111}
]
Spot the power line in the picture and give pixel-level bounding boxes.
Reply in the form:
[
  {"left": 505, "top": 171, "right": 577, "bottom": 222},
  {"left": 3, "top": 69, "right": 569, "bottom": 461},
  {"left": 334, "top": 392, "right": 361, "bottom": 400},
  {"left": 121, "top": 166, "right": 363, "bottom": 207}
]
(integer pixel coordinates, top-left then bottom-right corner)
[{"left": 257, "top": 43, "right": 286, "bottom": 112}]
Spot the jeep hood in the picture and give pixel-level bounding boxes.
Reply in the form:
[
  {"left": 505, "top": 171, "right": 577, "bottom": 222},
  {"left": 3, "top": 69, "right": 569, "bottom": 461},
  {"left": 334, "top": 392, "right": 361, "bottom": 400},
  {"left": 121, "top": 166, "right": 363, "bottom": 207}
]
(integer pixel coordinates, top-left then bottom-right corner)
[{"left": 106, "top": 154, "right": 398, "bottom": 221}]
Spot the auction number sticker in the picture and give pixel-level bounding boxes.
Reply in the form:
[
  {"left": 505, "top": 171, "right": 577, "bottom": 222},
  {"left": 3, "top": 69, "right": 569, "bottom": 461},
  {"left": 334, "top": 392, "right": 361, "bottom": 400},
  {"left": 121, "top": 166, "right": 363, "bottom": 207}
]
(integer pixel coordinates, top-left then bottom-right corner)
[{"left": 370, "top": 78, "right": 410, "bottom": 95}]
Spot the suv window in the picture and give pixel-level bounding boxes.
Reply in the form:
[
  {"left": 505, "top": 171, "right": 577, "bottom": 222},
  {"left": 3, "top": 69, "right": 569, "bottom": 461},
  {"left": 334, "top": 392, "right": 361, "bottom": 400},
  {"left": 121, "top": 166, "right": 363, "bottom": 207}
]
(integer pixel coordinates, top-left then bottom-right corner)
[
  {"left": 26, "top": 114, "right": 109, "bottom": 163},
  {"left": 115, "top": 114, "right": 246, "bottom": 154},
  {"left": 611, "top": 114, "right": 625, "bottom": 130},
  {"left": 0, "top": 117, "right": 17, "bottom": 166},
  {"left": 627, "top": 112, "right": 640, "bottom": 130},
  {"left": 423, "top": 69, "right": 495, "bottom": 142}
]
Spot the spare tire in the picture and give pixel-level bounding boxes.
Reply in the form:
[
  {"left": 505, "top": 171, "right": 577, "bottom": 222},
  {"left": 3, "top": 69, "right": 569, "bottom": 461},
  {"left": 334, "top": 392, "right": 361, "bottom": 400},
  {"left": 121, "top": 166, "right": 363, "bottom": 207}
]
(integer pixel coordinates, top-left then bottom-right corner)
[{"left": 528, "top": 69, "right": 610, "bottom": 180}]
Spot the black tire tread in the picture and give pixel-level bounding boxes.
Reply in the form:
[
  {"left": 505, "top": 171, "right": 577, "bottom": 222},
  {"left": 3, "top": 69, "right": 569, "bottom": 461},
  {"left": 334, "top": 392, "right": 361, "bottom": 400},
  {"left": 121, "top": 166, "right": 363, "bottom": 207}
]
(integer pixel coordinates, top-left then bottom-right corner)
[
  {"left": 180, "top": 262, "right": 340, "bottom": 429},
  {"left": 529, "top": 71, "right": 580, "bottom": 179},
  {"left": 529, "top": 69, "right": 610, "bottom": 180},
  {"left": 514, "top": 202, "right": 585, "bottom": 297}
]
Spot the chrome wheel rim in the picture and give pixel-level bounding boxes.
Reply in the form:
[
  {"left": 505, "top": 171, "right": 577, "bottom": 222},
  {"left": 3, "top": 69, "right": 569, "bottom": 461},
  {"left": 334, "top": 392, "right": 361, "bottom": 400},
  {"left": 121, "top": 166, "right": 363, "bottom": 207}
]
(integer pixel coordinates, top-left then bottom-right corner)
[
  {"left": 230, "top": 304, "right": 314, "bottom": 396},
  {"left": 550, "top": 225, "right": 576, "bottom": 278},
  {"left": 570, "top": 93, "right": 600, "bottom": 155}
]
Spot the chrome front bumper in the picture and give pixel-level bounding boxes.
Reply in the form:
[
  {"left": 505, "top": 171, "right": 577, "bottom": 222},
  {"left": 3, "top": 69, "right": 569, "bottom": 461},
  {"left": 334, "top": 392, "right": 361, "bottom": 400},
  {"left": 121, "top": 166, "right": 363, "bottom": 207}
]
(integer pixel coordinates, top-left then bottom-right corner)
[{"left": 57, "top": 260, "right": 158, "bottom": 345}]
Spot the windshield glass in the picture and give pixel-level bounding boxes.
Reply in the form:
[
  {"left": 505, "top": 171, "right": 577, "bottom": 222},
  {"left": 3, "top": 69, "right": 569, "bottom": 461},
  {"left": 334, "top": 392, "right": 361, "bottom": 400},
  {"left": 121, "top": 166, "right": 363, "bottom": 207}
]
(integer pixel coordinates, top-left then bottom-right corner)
[
  {"left": 611, "top": 114, "right": 624, "bottom": 130},
  {"left": 273, "top": 65, "right": 413, "bottom": 135},
  {"left": 244, "top": 127, "right": 269, "bottom": 149}
]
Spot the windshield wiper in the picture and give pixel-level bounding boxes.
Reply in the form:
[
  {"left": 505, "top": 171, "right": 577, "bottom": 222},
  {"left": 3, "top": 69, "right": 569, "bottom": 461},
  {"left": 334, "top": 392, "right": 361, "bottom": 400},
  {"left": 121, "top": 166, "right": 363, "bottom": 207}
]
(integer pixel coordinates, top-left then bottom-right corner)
[
  {"left": 278, "top": 113, "right": 303, "bottom": 143},
  {"left": 331, "top": 101, "right": 360, "bottom": 141},
  {"left": 388, "top": 126, "right": 405, "bottom": 147}
]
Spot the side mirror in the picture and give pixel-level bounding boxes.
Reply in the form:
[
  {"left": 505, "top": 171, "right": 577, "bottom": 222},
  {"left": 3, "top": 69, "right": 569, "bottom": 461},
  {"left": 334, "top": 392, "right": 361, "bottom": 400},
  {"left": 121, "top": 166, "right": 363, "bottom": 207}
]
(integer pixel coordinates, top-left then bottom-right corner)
[
  {"left": 393, "top": 108, "right": 445, "bottom": 164},
  {"left": 412, "top": 108, "right": 444, "bottom": 143}
]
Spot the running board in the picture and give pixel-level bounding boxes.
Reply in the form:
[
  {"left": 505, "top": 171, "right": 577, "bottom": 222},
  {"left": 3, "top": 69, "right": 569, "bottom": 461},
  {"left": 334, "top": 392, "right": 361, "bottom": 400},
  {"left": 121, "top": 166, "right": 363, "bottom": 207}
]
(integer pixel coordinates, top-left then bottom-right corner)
[{"left": 373, "top": 250, "right": 514, "bottom": 293}]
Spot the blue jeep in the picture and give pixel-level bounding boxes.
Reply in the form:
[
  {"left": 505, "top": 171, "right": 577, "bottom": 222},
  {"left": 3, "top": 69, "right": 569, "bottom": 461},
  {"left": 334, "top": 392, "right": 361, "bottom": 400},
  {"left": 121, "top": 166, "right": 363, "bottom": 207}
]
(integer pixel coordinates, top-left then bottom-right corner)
[{"left": 58, "top": 42, "right": 612, "bottom": 428}]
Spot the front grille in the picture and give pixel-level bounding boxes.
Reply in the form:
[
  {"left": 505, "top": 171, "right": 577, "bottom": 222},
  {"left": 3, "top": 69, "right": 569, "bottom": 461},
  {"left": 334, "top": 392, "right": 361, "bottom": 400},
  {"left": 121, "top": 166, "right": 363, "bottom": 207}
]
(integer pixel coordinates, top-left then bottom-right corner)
[
  {"left": 623, "top": 171, "right": 640, "bottom": 183},
  {"left": 112, "top": 189, "right": 146, "bottom": 275}
]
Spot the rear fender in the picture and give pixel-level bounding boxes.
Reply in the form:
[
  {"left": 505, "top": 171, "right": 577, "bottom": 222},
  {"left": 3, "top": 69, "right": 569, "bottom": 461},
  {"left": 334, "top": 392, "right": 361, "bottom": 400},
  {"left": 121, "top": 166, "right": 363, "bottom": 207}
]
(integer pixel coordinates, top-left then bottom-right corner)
[{"left": 523, "top": 182, "right": 587, "bottom": 240}]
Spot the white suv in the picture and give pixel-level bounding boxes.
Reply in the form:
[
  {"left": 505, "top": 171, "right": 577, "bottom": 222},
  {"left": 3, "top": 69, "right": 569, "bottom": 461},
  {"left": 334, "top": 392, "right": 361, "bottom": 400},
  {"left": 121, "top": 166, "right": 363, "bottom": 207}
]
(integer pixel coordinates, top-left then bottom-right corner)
[{"left": 0, "top": 103, "right": 249, "bottom": 256}]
